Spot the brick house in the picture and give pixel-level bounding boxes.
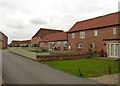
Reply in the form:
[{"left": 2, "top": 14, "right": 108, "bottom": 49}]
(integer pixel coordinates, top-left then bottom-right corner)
[
  {"left": 10, "top": 40, "right": 31, "bottom": 47},
  {"left": 67, "top": 12, "right": 120, "bottom": 58},
  {"left": 40, "top": 32, "right": 68, "bottom": 52},
  {"left": 31, "top": 28, "right": 63, "bottom": 47},
  {"left": 0, "top": 32, "right": 8, "bottom": 48}
]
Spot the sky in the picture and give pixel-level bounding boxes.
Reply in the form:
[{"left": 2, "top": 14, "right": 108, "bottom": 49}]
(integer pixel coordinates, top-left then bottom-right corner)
[{"left": 0, "top": 0, "right": 119, "bottom": 44}]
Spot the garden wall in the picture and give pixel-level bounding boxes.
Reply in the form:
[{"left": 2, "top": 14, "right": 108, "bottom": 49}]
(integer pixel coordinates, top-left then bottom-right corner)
[
  {"left": 9, "top": 47, "right": 101, "bottom": 61},
  {"left": 9, "top": 47, "right": 50, "bottom": 60},
  {"left": 36, "top": 54, "right": 101, "bottom": 61}
]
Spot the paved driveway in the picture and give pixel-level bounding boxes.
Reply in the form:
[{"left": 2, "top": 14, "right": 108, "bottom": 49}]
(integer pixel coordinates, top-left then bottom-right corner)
[{"left": 2, "top": 50, "right": 101, "bottom": 84}]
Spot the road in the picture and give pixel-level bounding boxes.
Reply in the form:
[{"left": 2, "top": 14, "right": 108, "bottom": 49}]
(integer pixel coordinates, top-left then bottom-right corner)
[
  {"left": 0, "top": 50, "right": 2, "bottom": 85},
  {"left": 2, "top": 50, "right": 101, "bottom": 84}
]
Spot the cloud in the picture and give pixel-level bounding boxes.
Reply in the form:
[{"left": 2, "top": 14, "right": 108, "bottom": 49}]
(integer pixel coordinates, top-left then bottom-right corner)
[
  {"left": 30, "top": 17, "right": 48, "bottom": 25},
  {"left": 0, "top": 16, "right": 30, "bottom": 29},
  {"left": 119, "top": 1, "right": 120, "bottom": 11},
  {"left": 0, "top": 0, "right": 32, "bottom": 13},
  {"left": 5, "top": 20, "right": 27, "bottom": 29},
  {"left": 0, "top": 0, "right": 119, "bottom": 44}
]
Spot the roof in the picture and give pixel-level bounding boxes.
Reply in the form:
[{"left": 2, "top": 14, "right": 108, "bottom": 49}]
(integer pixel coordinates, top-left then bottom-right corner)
[
  {"left": 10, "top": 40, "right": 31, "bottom": 44},
  {"left": 41, "top": 32, "right": 67, "bottom": 42},
  {"left": 0, "top": 31, "right": 8, "bottom": 38},
  {"left": 68, "top": 12, "right": 119, "bottom": 32},
  {"left": 32, "top": 28, "right": 64, "bottom": 39}
]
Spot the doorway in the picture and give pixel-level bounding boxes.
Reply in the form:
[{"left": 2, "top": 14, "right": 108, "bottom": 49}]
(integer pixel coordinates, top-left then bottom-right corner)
[{"left": 107, "top": 43, "right": 119, "bottom": 58}]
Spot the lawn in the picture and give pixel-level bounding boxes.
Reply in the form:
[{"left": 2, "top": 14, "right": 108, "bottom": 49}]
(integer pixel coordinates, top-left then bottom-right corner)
[
  {"left": 40, "top": 58, "right": 119, "bottom": 78},
  {"left": 0, "top": 48, "right": 8, "bottom": 50},
  {"left": 30, "top": 50, "right": 49, "bottom": 53}
]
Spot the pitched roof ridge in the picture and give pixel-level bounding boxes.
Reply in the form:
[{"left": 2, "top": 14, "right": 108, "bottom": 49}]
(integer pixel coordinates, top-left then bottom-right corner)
[
  {"left": 0, "top": 31, "right": 8, "bottom": 38},
  {"left": 44, "top": 32, "right": 65, "bottom": 37},
  {"left": 41, "top": 32, "right": 67, "bottom": 42},
  {"left": 40, "top": 28, "right": 63, "bottom": 31},
  {"left": 77, "top": 12, "right": 119, "bottom": 24},
  {"left": 32, "top": 28, "right": 64, "bottom": 38},
  {"left": 68, "top": 12, "right": 119, "bottom": 32}
]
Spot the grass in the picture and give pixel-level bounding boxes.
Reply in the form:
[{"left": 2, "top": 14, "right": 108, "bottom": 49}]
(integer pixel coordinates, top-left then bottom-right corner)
[
  {"left": 0, "top": 48, "right": 8, "bottom": 50},
  {"left": 30, "top": 50, "right": 49, "bottom": 53},
  {"left": 40, "top": 58, "right": 119, "bottom": 78}
]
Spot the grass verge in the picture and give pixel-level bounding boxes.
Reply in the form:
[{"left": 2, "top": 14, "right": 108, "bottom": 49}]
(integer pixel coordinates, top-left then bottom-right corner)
[
  {"left": 0, "top": 48, "right": 8, "bottom": 50},
  {"left": 30, "top": 50, "right": 49, "bottom": 53},
  {"left": 40, "top": 58, "right": 119, "bottom": 78}
]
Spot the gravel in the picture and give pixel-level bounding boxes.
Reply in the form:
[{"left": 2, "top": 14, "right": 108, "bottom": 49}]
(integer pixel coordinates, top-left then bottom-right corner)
[{"left": 89, "top": 73, "right": 119, "bottom": 84}]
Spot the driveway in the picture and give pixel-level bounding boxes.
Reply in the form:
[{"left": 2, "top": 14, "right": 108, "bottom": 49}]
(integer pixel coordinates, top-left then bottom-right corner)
[{"left": 2, "top": 50, "right": 101, "bottom": 84}]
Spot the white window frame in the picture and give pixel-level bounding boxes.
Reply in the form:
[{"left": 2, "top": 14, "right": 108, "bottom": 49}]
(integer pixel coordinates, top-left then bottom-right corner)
[
  {"left": 94, "top": 30, "right": 98, "bottom": 36},
  {"left": 58, "top": 42, "right": 61, "bottom": 47},
  {"left": 113, "top": 28, "right": 117, "bottom": 35},
  {"left": 77, "top": 43, "right": 82, "bottom": 49},
  {"left": 107, "top": 43, "right": 120, "bottom": 58},
  {"left": 80, "top": 32, "right": 85, "bottom": 38},
  {"left": 41, "top": 43, "right": 43, "bottom": 47},
  {"left": 49, "top": 42, "right": 54, "bottom": 50},
  {"left": 72, "top": 33, "right": 75, "bottom": 38},
  {"left": 90, "top": 43, "right": 94, "bottom": 49},
  {"left": 64, "top": 41, "right": 67, "bottom": 47}
]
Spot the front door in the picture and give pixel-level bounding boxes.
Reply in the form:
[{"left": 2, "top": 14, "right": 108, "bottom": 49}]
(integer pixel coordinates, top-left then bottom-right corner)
[{"left": 107, "top": 43, "right": 119, "bottom": 58}]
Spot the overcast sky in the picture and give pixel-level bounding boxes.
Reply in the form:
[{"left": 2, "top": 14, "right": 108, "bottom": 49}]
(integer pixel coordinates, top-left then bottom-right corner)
[{"left": 0, "top": 0, "right": 119, "bottom": 44}]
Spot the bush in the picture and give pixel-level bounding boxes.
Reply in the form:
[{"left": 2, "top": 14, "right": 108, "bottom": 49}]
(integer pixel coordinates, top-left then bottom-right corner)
[{"left": 100, "top": 49, "right": 104, "bottom": 57}]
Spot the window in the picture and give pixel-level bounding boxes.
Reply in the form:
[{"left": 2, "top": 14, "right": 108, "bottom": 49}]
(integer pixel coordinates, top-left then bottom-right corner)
[
  {"left": 80, "top": 32, "right": 85, "bottom": 38},
  {"left": 37, "top": 44, "right": 39, "bottom": 47},
  {"left": 58, "top": 42, "right": 61, "bottom": 47},
  {"left": 113, "top": 28, "right": 117, "bottom": 35},
  {"left": 49, "top": 42, "right": 55, "bottom": 50},
  {"left": 14, "top": 44, "right": 18, "bottom": 46},
  {"left": 89, "top": 43, "right": 94, "bottom": 49},
  {"left": 72, "top": 33, "right": 75, "bottom": 38},
  {"left": 77, "top": 43, "right": 82, "bottom": 49},
  {"left": 64, "top": 41, "right": 67, "bottom": 47},
  {"left": 94, "top": 30, "right": 98, "bottom": 36},
  {"left": 41, "top": 43, "right": 43, "bottom": 47},
  {"left": 68, "top": 34, "right": 70, "bottom": 36}
]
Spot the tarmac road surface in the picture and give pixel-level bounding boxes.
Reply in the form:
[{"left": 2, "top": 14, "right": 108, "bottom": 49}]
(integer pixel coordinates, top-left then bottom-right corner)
[{"left": 2, "top": 50, "right": 103, "bottom": 85}]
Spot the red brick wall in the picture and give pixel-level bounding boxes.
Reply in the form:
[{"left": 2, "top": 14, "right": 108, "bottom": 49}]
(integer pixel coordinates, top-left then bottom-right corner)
[
  {"left": 118, "top": 25, "right": 120, "bottom": 39},
  {"left": 31, "top": 29, "right": 63, "bottom": 46},
  {"left": 68, "top": 26, "right": 119, "bottom": 53},
  {"left": 40, "top": 41, "right": 68, "bottom": 52},
  {"left": 31, "top": 37, "right": 41, "bottom": 45},
  {"left": 0, "top": 33, "right": 8, "bottom": 48}
]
